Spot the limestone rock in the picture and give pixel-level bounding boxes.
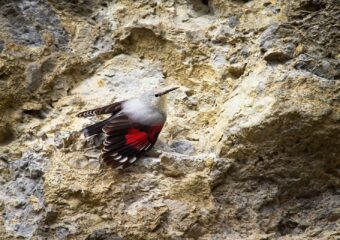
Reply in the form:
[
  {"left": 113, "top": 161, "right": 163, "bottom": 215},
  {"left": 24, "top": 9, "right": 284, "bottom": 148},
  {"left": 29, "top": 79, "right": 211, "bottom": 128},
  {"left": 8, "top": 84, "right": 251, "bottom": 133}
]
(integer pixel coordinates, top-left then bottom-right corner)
[
  {"left": 0, "top": 152, "right": 46, "bottom": 239},
  {"left": 0, "top": 0, "right": 339, "bottom": 239}
]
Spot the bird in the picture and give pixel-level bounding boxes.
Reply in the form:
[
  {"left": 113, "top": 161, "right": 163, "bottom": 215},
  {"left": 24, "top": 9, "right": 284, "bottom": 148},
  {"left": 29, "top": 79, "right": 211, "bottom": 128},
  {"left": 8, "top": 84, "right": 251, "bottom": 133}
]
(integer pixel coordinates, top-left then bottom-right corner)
[{"left": 76, "top": 87, "right": 179, "bottom": 169}]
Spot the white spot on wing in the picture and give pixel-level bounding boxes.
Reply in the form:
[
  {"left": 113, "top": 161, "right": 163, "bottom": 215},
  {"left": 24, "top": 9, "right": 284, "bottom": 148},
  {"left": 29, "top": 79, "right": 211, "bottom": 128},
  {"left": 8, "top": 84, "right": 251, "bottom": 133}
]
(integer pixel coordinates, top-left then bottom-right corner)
[
  {"left": 129, "top": 157, "right": 137, "bottom": 163},
  {"left": 143, "top": 144, "right": 152, "bottom": 150}
]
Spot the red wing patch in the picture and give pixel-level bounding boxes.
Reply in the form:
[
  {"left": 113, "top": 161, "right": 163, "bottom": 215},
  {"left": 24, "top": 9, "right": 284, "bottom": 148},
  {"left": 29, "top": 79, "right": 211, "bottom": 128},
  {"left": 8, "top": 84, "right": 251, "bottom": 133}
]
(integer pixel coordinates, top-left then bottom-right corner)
[
  {"left": 125, "top": 128, "right": 149, "bottom": 148},
  {"left": 101, "top": 120, "right": 164, "bottom": 168},
  {"left": 148, "top": 125, "right": 163, "bottom": 142}
]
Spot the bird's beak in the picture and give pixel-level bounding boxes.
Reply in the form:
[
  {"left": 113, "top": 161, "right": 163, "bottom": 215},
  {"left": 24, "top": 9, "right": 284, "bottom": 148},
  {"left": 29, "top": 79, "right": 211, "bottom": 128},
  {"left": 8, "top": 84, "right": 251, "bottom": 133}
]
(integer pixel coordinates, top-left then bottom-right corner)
[{"left": 155, "top": 87, "right": 179, "bottom": 97}]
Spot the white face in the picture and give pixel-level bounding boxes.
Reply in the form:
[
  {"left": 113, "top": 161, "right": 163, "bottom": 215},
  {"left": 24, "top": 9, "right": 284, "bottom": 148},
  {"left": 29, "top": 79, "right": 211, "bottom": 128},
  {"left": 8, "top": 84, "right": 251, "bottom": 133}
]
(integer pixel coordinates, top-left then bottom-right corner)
[
  {"left": 140, "top": 91, "right": 159, "bottom": 106},
  {"left": 122, "top": 95, "right": 166, "bottom": 125},
  {"left": 134, "top": 86, "right": 178, "bottom": 117}
]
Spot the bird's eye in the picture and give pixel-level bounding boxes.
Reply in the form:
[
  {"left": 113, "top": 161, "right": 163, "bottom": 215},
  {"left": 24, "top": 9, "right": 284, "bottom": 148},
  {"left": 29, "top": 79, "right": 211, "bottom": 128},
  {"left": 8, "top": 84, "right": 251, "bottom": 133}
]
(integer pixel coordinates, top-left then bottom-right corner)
[{"left": 155, "top": 94, "right": 160, "bottom": 97}]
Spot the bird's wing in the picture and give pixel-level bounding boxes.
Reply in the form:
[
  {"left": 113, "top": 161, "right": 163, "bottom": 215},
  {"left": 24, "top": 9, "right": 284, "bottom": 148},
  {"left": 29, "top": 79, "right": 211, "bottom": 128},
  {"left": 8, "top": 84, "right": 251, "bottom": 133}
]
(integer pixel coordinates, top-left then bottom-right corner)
[
  {"left": 76, "top": 101, "right": 124, "bottom": 118},
  {"left": 76, "top": 101, "right": 125, "bottom": 137},
  {"left": 101, "top": 114, "right": 164, "bottom": 168}
]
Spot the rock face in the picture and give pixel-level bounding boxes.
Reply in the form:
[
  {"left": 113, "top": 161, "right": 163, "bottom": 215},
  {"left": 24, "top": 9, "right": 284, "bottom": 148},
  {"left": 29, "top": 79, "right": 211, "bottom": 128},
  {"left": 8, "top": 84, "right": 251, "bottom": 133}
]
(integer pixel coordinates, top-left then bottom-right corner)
[{"left": 0, "top": 0, "right": 339, "bottom": 239}]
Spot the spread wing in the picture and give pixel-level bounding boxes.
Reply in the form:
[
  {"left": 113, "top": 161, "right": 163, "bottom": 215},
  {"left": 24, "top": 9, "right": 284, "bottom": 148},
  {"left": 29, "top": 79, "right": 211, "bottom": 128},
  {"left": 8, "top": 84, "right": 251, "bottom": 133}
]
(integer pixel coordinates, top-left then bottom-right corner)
[
  {"left": 76, "top": 101, "right": 124, "bottom": 137},
  {"left": 76, "top": 101, "right": 124, "bottom": 118},
  {"left": 101, "top": 114, "right": 164, "bottom": 168},
  {"left": 76, "top": 101, "right": 164, "bottom": 168}
]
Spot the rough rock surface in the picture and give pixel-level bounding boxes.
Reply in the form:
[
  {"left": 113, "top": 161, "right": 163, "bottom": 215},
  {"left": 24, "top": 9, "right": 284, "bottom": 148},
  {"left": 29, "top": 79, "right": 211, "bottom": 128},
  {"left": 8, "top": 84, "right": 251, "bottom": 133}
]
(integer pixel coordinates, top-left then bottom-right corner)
[{"left": 0, "top": 0, "right": 339, "bottom": 239}]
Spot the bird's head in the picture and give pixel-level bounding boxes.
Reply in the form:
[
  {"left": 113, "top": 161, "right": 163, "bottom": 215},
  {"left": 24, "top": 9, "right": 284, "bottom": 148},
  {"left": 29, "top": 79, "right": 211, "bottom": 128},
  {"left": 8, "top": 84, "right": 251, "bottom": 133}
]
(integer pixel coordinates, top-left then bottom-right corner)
[{"left": 140, "top": 86, "right": 179, "bottom": 113}]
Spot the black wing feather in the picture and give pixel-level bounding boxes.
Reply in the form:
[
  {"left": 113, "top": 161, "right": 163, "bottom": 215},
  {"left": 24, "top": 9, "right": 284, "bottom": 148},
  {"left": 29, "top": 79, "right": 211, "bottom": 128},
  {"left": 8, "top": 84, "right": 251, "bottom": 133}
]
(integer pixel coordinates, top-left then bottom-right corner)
[
  {"left": 77, "top": 102, "right": 163, "bottom": 169},
  {"left": 100, "top": 114, "right": 158, "bottom": 168},
  {"left": 76, "top": 101, "right": 124, "bottom": 118}
]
